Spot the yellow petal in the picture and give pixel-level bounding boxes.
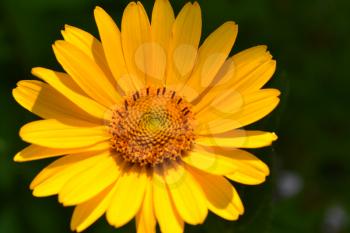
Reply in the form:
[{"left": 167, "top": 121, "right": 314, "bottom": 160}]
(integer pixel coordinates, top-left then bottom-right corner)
[
  {"left": 153, "top": 167, "right": 184, "bottom": 233},
  {"left": 182, "top": 145, "right": 239, "bottom": 175},
  {"left": 181, "top": 22, "right": 238, "bottom": 102},
  {"left": 195, "top": 89, "right": 280, "bottom": 135},
  {"left": 12, "top": 80, "right": 100, "bottom": 124},
  {"left": 14, "top": 141, "right": 110, "bottom": 162},
  {"left": 149, "top": 0, "right": 175, "bottom": 85},
  {"left": 233, "top": 45, "right": 270, "bottom": 64},
  {"left": 166, "top": 2, "right": 201, "bottom": 88},
  {"left": 151, "top": 0, "right": 174, "bottom": 49},
  {"left": 231, "top": 184, "right": 244, "bottom": 214},
  {"left": 232, "top": 60, "right": 276, "bottom": 94},
  {"left": 229, "top": 46, "right": 274, "bottom": 92},
  {"left": 163, "top": 161, "right": 208, "bottom": 225},
  {"left": 107, "top": 165, "right": 148, "bottom": 227},
  {"left": 213, "top": 45, "right": 273, "bottom": 91},
  {"left": 62, "top": 25, "right": 118, "bottom": 89},
  {"left": 31, "top": 151, "right": 108, "bottom": 197},
  {"left": 71, "top": 183, "right": 117, "bottom": 232},
  {"left": 121, "top": 2, "right": 151, "bottom": 88},
  {"left": 196, "top": 87, "right": 280, "bottom": 116},
  {"left": 94, "top": 7, "right": 139, "bottom": 93},
  {"left": 226, "top": 163, "right": 269, "bottom": 185},
  {"left": 193, "top": 45, "right": 274, "bottom": 111},
  {"left": 59, "top": 155, "right": 123, "bottom": 206},
  {"left": 20, "top": 119, "right": 110, "bottom": 149},
  {"left": 188, "top": 165, "right": 241, "bottom": 220},
  {"left": 53, "top": 40, "right": 121, "bottom": 107},
  {"left": 196, "top": 130, "right": 278, "bottom": 148},
  {"left": 185, "top": 146, "right": 269, "bottom": 185},
  {"left": 136, "top": 179, "right": 156, "bottom": 233},
  {"left": 32, "top": 67, "right": 108, "bottom": 121},
  {"left": 191, "top": 57, "right": 236, "bottom": 113}
]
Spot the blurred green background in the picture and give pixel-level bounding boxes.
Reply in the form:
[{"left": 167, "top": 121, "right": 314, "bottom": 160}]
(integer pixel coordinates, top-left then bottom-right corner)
[{"left": 1, "top": 0, "right": 349, "bottom": 232}]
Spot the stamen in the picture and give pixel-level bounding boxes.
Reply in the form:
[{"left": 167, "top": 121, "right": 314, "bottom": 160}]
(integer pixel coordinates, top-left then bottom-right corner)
[
  {"left": 124, "top": 100, "right": 128, "bottom": 110},
  {"left": 116, "top": 111, "right": 123, "bottom": 117}
]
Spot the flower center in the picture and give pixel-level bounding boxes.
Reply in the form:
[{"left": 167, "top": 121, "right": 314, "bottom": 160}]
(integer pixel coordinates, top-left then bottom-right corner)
[{"left": 109, "top": 87, "right": 195, "bottom": 166}]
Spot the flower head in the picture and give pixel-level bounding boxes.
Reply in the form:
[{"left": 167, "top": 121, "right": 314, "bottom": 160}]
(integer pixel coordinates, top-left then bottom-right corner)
[{"left": 13, "top": 0, "right": 280, "bottom": 232}]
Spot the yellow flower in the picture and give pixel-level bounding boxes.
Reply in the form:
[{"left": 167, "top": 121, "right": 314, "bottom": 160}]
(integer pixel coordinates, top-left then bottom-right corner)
[{"left": 13, "top": 0, "right": 280, "bottom": 232}]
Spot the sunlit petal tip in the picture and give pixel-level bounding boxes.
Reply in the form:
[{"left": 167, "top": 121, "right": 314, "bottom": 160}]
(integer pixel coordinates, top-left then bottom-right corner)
[
  {"left": 270, "top": 88, "right": 281, "bottom": 97},
  {"left": 53, "top": 40, "right": 64, "bottom": 47},
  {"left": 261, "top": 45, "right": 268, "bottom": 50},
  {"left": 192, "top": 2, "right": 202, "bottom": 18},
  {"left": 126, "top": 1, "right": 137, "bottom": 8},
  {"left": 272, "top": 132, "right": 278, "bottom": 141},
  {"left": 19, "top": 126, "right": 27, "bottom": 142},
  {"left": 32, "top": 189, "right": 42, "bottom": 197},
  {"left": 13, "top": 152, "right": 24, "bottom": 162},
  {"left": 30, "top": 67, "right": 41, "bottom": 76},
  {"left": 59, "top": 196, "right": 69, "bottom": 206},
  {"left": 60, "top": 30, "right": 66, "bottom": 38},
  {"left": 219, "top": 21, "right": 239, "bottom": 43},
  {"left": 71, "top": 221, "right": 86, "bottom": 233},
  {"left": 94, "top": 6, "right": 103, "bottom": 12},
  {"left": 270, "top": 59, "right": 277, "bottom": 68},
  {"left": 193, "top": 1, "right": 201, "bottom": 8},
  {"left": 224, "top": 21, "right": 238, "bottom": 29},
  {"left": 61, "top": 25, "right": 76, "bottom": 36},
  {"left": 94, "top": 6, "right": 110, "bottom": 19},
  {"left": 11, "top": 88, "right": 19, "bottom": 100},
  {"left": 63, "top": 24, "right": 73, "bottom": 31}
]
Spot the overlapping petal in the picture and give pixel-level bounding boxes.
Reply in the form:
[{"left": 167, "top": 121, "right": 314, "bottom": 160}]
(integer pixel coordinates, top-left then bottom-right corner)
[
  {"left": 32, "top": 67, "right": 108, "bottom": 121},
  {"left": 166, "top": 2, "right": 201, "bottom": 89},
  {"left": 121, "top": 2, "right": 151, "bottom": 89},
  {"left": 94, "top": 7, "right": 140, "bottom": 93},
  {"left": 163, "top": 161, "right": 208, "bottom": 225},
  {"left": 71, "top": 184, "right": 117, "bottom": 232},
  {"left": 13, "top": 80, "right": 101, "bottom": 124},
  {"left": 150, "top": 0, "right": 175, "bottom": 86},
  {"left": 61, "top": 24, "right": 118, "bottom": 89},
  {"left": 106, "top": 165, "right": 148, "bottom": 227},
  {"left": 195, "top": 89, "right": 280, "bottom": 135},
  {"left": 136, "top": 179, "right": 156, "bottom": 233},
  {"left": 181, "top": 21, "right": 238, "bottom": 101},
  {"left": 30, "top": 151, "right": 109, "bottom": 197},
  {"left": 53, "top": 40, "right": 122, "bottom": 106},
  {"left": 183, "top": 145, "right": 269, "bottom": 185},
  {"left": 193, "top": 45, "right": 275, "bottom": 111},
  {"left": 59, "top": 156, "right": 123, "bottom": 206},
  {"left": 188, "top": 165, "right": 244, "bottom": 220},
  {"left": 153, "top": 167, "right": 184, "bottom": 233}
]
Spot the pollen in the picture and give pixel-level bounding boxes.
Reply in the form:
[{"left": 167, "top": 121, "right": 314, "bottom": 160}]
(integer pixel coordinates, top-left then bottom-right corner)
[{"left": 109, "top": 87, "right": 195, "bottom": 166}]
